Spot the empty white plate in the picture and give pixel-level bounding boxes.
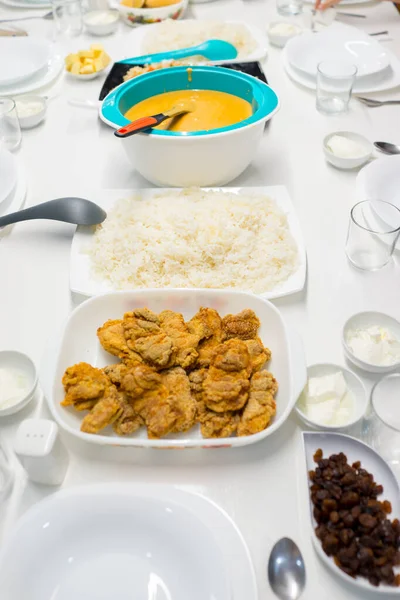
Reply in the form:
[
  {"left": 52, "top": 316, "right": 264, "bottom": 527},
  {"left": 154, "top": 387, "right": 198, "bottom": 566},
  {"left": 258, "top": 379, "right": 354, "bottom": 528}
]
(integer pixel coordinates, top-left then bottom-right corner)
[
  {"left": 0, "top": 484, "right": 257, "bottom": 600},
  {"left": 0, "top": 38, "right": 51, "bottom": 87},
  {"left": 0, "top": 146, "right": 17, "bottom": 207},
  {"left": 357, "top": 155, "right": 400, "bottom": 219},
  {"left": 286, "top": 23, "right": 389, "bottom": 78}
]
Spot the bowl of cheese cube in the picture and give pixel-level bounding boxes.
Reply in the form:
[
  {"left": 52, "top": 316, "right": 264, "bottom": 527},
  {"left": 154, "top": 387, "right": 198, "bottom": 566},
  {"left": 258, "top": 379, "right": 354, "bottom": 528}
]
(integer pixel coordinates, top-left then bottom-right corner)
[{"left": 65, "top": 44, "right": 111, "bottom": 79}]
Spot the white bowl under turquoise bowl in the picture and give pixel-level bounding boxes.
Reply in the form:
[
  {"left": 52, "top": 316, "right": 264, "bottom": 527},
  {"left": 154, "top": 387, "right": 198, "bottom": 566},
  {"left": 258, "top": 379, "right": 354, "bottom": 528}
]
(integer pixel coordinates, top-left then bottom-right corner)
[
  {"left": 101, "top": 65, "right": 280, "bottom": 187},
  {"left": 116, "top": 0, "right": 188, "bottom": 27}
]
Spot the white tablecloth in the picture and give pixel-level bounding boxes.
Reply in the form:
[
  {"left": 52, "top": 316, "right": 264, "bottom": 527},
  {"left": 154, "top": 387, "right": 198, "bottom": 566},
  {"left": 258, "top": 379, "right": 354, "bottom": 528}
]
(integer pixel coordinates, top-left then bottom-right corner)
[{"left": 0, "top": 0, "right": 400, "bottom": 597}]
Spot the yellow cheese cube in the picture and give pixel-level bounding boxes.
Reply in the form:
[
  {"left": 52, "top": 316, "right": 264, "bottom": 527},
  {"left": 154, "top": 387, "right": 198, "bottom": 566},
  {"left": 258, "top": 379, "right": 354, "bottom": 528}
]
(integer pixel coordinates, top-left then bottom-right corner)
[
  {"left": 70, "top": 62, "right": 81, "bottom": 75},
  {"left": 90, "top": 44, "right": 104, "bottom": 58},
  {"left": 80, "top": 64, "right": 95, "bottom": 74},
  {"left": 93, "top": 58, "right": 104, "bottom": 72},
  {"left": 78, "top": 50, "right": 95, "bottom": 59},
  {"left": 65, "top": 53, "right": 79, "bottom": 69},
  {"left": 83, "top": 58, "right": 94, "bottom": 65}
]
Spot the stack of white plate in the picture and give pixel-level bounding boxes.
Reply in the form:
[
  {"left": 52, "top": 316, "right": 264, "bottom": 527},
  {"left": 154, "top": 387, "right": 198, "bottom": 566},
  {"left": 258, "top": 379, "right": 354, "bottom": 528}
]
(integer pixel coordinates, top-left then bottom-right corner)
[
  {"left": 0, "top": 0, "right": 51, "bottom": 9},
  {"left": 284, "top": 22, "right": 400, "bottom": 94},
  {"left": 0, "top": 37, "right": 63, "bottom": 97},
  {"left": 0, "top": 146, "right": 27, "bottom": 219}
]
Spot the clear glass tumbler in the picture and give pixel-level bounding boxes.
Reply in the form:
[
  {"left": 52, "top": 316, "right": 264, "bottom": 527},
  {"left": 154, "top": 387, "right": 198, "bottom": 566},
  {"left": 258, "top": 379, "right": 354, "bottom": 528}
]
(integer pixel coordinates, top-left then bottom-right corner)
[
  {"left": 277, "top": 0, "right": 303, "bottom": 16},
  {"left": 0, "top": 98, "right": 21, "bottom": 152},
  {"left": 316, "top": 60, "right": 357, "bottom": 115},
  {"left": 345, "top": 200, "right": 400, "bottom": 271},
  {"left": 362, "top": 374, "right": 400, "bottom": 479},
  {"left": 52, "top": 0, "right": 83, "bottom": 37}
]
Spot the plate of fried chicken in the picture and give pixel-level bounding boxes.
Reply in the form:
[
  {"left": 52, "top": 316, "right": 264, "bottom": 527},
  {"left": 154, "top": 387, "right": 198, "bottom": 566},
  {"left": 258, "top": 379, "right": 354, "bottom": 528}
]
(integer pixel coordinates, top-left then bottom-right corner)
[{"left": 50, "top": 289, "right": 306, "bottom": 448}]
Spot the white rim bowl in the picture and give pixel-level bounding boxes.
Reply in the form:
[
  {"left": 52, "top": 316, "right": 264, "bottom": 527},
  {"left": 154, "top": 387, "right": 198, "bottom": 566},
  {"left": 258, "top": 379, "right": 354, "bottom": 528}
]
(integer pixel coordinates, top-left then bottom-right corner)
[
  {"left": 343, "top": 311, "right": 400, "bottom": 373},
  {"left": 83, "top": 10, "right": 120, "bottom": 36},
  {"left": 323, "top": 131, "right": 373, "bottom": 170},
  {"left": 67, "top": 67, "right": 107, "bottom": 80},
  {"left": 295, "top": 362, "right": 368, "bottom": 430},
  {"left": 0, "top": 351, "right": 37, "bottom": 417},
  {"left": 15, "top": 95, "right": 47, "bottom": 130}
]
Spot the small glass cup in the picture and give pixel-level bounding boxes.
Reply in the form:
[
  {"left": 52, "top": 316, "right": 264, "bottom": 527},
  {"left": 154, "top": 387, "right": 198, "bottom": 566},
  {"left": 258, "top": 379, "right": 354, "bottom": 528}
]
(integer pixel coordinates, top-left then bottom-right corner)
[
  {"left": 362, "top": 374, "right": 400, "bottom": 479},
  {"left": 345, "top": 200, "right": 400, "bottom": 271},
  {"left": 277, "top": 0, "right": 303, "bottom": 16},
  {"left": 52, "top": 0, "right": 83, "bottom": 37},
  {"left": 0, "top": 98, "right": 21, "bottom": 152},
  {"left": 316, "top": 60, "right": 357, "bottom": 115}
]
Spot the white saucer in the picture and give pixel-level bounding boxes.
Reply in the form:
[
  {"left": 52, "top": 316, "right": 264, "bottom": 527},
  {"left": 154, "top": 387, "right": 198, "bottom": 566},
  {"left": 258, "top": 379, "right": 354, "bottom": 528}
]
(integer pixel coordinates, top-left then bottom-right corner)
[{"left": 0, "top": 52, "right": 63, "bottom": 97}]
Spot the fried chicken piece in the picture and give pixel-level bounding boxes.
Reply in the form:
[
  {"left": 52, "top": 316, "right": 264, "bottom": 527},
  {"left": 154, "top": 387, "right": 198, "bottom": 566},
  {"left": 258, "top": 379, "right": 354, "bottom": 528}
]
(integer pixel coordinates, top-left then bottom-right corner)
[
  {"left": 81, "top": 385, "right": 123, "bottom": 434},
  {"left": 198, "top": 402, "right": 240, "bottom": 439},
  {"left": 112, "top": 392, "right": 144, "bottom": 436},
  {"left": 203, "top": 340, "right": 251, "bottom": 412},
  {"left": 120, "top": 364, "right": 176, "bottom": 439},
  {"left": 162, "top": 367, "right": 197, "bottom": 433},
  {"left": 237, "top": 371, "right": 278, "bottom": 437},
  {"left": 188, "top": 368, "right": 207, "bottom": 401},
  {"left": 97, "top": 319, "right": 142, "bottom": 363},
  {"left": 61, "top": 362, "right": 109, "bottom": 408},
  {"left": 222, "top": 309, "right": 260, "bottom": 341},
  {"left": 123, "top": 309, "right": 174, "bottom": 369},
  {"left": 188, "top": 308, "right": 224, "bottom": 368},
  {"left": 103, "top": 363, "right": 128, "bottom": 386},
  {"left": 245, "top": 337, "right": 271, "bottom": 373},
  {"left": 159, "top": 310, "right": 199, "bottom": 369}
]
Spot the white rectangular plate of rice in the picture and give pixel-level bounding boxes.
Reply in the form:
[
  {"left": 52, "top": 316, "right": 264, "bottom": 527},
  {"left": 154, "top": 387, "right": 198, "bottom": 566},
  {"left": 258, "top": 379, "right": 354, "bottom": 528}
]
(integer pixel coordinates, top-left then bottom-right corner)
[
  {"left": 70, "top": 186, "right": 306, "bottom": 300},
  {"left": 118, "top": 19, "right": 268, "bottom": 64}
]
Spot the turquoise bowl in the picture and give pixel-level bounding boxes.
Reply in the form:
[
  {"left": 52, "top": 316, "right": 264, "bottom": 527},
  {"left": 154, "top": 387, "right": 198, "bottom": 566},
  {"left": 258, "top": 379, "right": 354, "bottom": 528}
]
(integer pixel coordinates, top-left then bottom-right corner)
[{"left": 101, "top": 65, "right": 280, "bottom": 137}]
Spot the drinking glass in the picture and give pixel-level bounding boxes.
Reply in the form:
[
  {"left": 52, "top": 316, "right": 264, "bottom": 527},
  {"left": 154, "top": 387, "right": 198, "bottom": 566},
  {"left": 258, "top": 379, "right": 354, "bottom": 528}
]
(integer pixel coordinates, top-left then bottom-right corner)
[
  {"left": 276, "top": 0, "right": 303, "bottom": 16},
  {"left": 316, "top": 60, "right": 357, "bottom": 115},
  {"left": 345, "top": 200, "right": 400, "bottom": 271},
  {"left": 362, "top": 374, "right": 400, "bottom": 479},
  {"left": 52, "top": 0, "right": 83, "bottom": 37},
  {"left": 0, "top": 99, "right": 21, "bottom": 152}
]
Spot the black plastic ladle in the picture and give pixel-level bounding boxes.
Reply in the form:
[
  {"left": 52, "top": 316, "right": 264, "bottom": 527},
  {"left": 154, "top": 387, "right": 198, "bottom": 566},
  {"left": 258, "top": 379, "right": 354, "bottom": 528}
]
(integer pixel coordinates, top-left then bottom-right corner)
[{"left": 0, "top": 197, "right": 107, "bottom": 228}]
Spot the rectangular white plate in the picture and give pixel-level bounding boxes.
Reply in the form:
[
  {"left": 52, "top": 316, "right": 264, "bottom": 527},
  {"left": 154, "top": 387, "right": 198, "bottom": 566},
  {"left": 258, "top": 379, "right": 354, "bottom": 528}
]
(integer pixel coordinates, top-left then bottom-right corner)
[
  {"left": 49, "top": 289, "right": 306, "bottom": 448},
  {"left": 117, "top": 19, "right": 268, "bottom": 64},
  {"left": 70, "top": 186, "right": 307, "bottom": 300}
]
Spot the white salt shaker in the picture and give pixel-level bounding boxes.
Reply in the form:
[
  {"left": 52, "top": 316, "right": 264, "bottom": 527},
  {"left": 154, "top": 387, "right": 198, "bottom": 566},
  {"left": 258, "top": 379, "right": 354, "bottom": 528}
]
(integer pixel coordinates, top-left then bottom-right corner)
[{"left": 14, "top": 419, "right": 69, "bottom": 486}]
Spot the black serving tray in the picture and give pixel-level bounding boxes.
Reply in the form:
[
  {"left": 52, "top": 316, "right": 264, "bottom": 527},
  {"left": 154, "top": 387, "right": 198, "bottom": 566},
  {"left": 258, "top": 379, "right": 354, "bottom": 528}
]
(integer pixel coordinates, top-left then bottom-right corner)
[{"left": 99, "top": 61, "right": 268, "bottom": 101}]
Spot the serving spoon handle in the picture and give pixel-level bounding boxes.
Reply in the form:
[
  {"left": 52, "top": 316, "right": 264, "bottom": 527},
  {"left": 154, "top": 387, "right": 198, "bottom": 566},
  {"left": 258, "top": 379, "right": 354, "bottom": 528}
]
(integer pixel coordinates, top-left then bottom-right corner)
[{"left": 0, "top": 198, "right": 106, "bottom": 228}]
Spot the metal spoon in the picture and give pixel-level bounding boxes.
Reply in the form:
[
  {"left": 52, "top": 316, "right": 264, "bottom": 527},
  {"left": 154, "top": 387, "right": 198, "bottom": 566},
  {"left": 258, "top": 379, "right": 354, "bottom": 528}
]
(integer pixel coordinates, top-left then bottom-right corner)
[
  {"left": 374, "top": 141, "right": 400, "bottom": 155},
  {"left": 268, "top": 538, "right": 306, "bottom": 600},
  {"left": 0, "top": 197, "right": 106, "bottom": 228}
]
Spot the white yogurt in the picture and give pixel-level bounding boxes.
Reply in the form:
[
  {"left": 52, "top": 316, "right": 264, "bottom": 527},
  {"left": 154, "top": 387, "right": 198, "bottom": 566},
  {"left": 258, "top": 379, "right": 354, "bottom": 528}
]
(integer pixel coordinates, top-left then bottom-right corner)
[
  {"left": 0, "top": 367, "right": 30, "bottom": 410},
  {"left": 346, "top": 325, "right": 400, "bottom": 366},
  {"left": 84, "top": 10, "right": 119, "bottom": 25},
  {"left": 268, "top": 22, "right": 300, "bottom": 36},
  {"left": 326, "top": 134, "right": 367, "bottom": 159},
  {"left": 15, "top": 100, "right": 44, "bottom": 119}
]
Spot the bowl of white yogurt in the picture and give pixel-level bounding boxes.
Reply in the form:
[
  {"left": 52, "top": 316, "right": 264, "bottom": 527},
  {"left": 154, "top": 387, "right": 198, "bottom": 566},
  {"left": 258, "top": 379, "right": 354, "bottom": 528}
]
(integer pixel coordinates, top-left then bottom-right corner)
[
  {"left": 267, "top": 22, "right": 302, "bottom": 48},
  {"left": 15, "top": 96, "right": 47, "bottom": 130},
  {"left": 296, "top": 363, "right": 368, "bottom": 430},
  {"left": 83, "top": 10, "right": 119, "bottom": 36},
  {"left": 0, "top": 351, "right": 37, "bottom": 417},
  {"left": 323, "top": 131, "right": 373, "bottom": 170},
  {"left": 343, "top": 311, "right": 400, "bottom": 374}
]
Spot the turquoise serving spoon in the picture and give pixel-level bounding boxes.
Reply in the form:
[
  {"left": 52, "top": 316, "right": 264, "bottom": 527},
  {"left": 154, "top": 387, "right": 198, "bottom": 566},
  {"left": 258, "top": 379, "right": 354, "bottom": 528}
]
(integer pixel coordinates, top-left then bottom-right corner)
[{"left": 119, "top": 39, "right": 238, "bottom": 65}]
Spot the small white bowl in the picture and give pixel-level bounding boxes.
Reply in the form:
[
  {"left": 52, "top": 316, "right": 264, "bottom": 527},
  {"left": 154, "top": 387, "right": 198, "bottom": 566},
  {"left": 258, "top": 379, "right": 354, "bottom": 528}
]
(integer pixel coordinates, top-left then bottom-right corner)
[
  {"left": 83, "top": 10, "right": 119, "bottom": 36},
  {"left": 116, "top": 0, "right": 188, "bottom": 27},
  {"left": 67, "top": 66, "right": 108, "bottom": 81},
  {"left": 0, "top": 351, "right": 37, "bottom": 417},
  {"left": 15, "top": 96, "right": 47, "bottom": 129},
  {"left": 267, "top": 21, "right": 302, "bottom": 48},
  {"left": 343, "top": 311, "right": 400, "bottom": 374},
  {"left": 295, "top": 362, "right": 368, "bottom": 430},
  {"left": 323, "top": 131, "right": 373, "bottom": 170}
]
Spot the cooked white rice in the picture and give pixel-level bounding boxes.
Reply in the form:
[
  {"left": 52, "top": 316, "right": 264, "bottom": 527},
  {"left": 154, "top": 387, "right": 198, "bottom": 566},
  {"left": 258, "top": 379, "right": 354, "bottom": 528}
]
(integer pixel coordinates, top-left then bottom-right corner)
[
  {"left": 87, "top": 189, "right": 298, "bottom": 294},
  {"left": 142, "top": 19, "right": 258, "bottom": 57}
]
